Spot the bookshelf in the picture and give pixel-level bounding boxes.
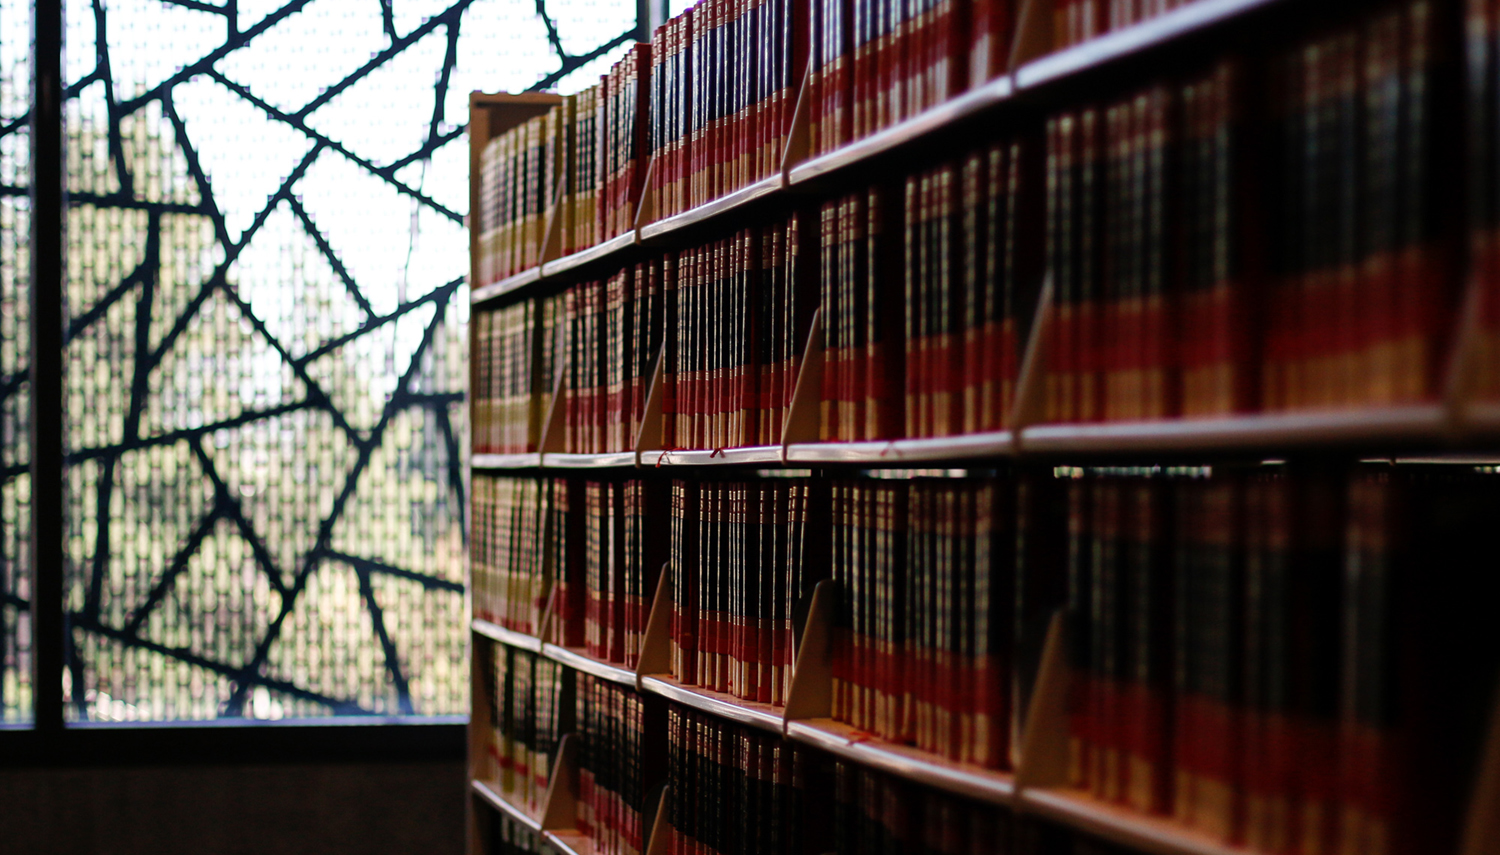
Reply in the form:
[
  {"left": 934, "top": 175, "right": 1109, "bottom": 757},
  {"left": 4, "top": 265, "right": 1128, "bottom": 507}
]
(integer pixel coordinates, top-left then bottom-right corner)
[{"left": 467, "top": 1, "right": 1500, "bottom": 854}]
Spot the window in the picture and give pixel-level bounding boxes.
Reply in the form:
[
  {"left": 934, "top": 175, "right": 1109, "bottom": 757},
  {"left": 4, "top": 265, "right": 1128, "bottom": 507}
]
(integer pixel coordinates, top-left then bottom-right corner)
[{"left": 2, "top": 0, "right": 649, "bottom": 725}]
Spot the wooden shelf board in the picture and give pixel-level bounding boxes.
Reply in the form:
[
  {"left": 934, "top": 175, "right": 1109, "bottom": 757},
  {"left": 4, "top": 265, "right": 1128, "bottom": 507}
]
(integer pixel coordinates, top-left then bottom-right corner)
[
  {"left": 541, "top": 450, "right": 638, "bottom": 469},
  {"left": 646, "top": 445, "right": 785, "bottom": 467},
  {"left": 1019, "top": 405, "right": 1451, "bottom": 455},
  {"left": 543, "top": 829, "right": 593, "bottom": 855},
  {"left": 640, "top": 174, "right": 785, "bottom": 243},
  {"left": 1015, "top": 0, "right": 1286, "bottom": 91},
  {"left": 542, "top": 231, "right": 638, "bottom": 280},
  {"left": 472, "top": 452, "right": 543, "bottom": 470},
  {"left": 471, "top": 267, "right": 542, "bottom": 305},
  {"left": 784, "top": 431, "right": 1016, "bottom": 465},
  {"left": 472, "top": 618, "right": 544, "bottom": 653},
  {"left": 541, "top": 644, "right": 638, "bottom": 687},
  {"left": 788, "top": 75, "right": 1014, "bottom": 187},
  {"left": 785, "top": 718, "right": 1016, "bottom": 807},
  {"left": 639, "top": 674, "right": 785, "bottom": 734},
  {"left": 471, "top": 778, "right": 544, "bottom": 834},
  {"left": 1018, "top": 787, "right": 1248, "bottom": 855}
]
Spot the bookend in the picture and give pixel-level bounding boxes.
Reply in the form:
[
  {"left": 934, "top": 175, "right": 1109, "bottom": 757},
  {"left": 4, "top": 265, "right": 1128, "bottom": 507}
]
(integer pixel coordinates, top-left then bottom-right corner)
[
  {"left": 635, "top": 154, "right": 658, "bottom": 232},
  {"left": 1014, "top": 609, "right": 1071, "bottom": 790},
  {"left": 540, "top": 732, "right": 580, "bottom": 832},
  {"left": 781, "top": 60, "right": 815, "bottom": 177},
  {"left": 539, "top": 350, "right": 569, "bottom": 456},
  {"left": 539, "top": 181, "right": 567, "bottom": 267},
  {"left": 636, "top": 564, "right": 674, "bottom": 691},
  {"left": 1461, "top": 683, "right": 1500, "bottom": 855},
  {"left": 780, "top": 307, "right": 825, "bottom": 458},
  {"left": 1009, "top": 273, "right": 1054, "bottom": 442},
  {"left": 1009, "top": 0, "right": 1056, "bottom": 74},
  {"left": 634, "top": 341, "right": 667, "bottom": 465},
  {"left": 783, "top": 578, "right": 838, "bottom": 727},
  {"left": 644, "top": 784, "right": 674, "bottom": 855}
]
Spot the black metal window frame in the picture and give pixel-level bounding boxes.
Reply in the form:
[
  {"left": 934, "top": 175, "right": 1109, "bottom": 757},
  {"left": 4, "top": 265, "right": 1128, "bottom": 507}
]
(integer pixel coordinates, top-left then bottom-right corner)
[{"left": 3, "top": 0, "right": 665, "bottom": 762}]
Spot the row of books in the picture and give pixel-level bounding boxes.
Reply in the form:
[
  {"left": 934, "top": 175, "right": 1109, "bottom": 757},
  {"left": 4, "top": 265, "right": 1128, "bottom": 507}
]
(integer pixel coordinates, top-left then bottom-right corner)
[
  {"left": 647, "top": 0, "right": 801, "bottom": 219},
  {"left": 668, "top": 478, "right": 816, "bottom": 705},
  {"left": 666, "top": 704, "right": 810, "bottom": 855},
  {"left": 809, "top": 0, "right": 1015, "bottom": 157},
  {"left": 576, "top": 674, "right": 656, "bottom": 855},
  {"left": 828, "top": 477, "right": 1013, "bottom": 768},
  {"left": 472, "top": 300, "right": 546, "bottom": 455},
  {"left": 1045, "top": 1, "right": 1451, "bottom": 421},
  {"left": 817, "top": 136, "right": 1033, "bottom": 442},
  {"left": 481, "top": 641, "right": 569, "bottom": 815},
  {"left": 663, "top": 218, "right": 810, "bottom": 451},
  {"left": 1059, "top": 464, "right": 1498, "bottom": 854},
  {"left": 567, "top": 479, "right": 667, "bottom": 668},
  {"left": 475, "top": 0, "right": 1244, "bottom": 292},
  {"left": 562, "top": 265, "right": 663, "bottom": 455},
  {"left": 473, "top": 62, "right": 634, "bottom": 287},
  {"left": 472, "top": 475, "right": 548, "bottom": 633}
]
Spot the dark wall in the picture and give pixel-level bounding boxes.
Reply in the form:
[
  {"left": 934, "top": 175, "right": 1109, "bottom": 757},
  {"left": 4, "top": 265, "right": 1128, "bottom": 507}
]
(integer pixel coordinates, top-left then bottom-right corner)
[{"left": 0, "top": 760, "right": 465, "bottom": 855}]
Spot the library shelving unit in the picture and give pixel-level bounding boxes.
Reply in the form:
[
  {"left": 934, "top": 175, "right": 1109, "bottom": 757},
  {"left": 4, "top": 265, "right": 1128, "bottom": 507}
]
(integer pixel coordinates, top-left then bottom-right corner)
[{"left": 465, "top": 0, "right": 1500, "bottom": 854}]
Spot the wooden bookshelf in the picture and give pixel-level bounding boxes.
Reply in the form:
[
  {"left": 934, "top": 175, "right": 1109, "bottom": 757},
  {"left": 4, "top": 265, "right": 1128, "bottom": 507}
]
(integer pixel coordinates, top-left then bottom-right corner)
[{"left": 467, "top": 0, "right": 1500, "bottom": 852}]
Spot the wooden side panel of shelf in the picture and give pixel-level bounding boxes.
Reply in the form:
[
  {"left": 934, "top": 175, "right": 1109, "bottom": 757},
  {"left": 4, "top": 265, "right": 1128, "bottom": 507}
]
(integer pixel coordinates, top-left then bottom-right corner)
[
  {"left": 469, "top": 636, "right": 497, "bottom": 855},
  {"left": 780, "top": 307, "right": 825, "bottom": 456}
]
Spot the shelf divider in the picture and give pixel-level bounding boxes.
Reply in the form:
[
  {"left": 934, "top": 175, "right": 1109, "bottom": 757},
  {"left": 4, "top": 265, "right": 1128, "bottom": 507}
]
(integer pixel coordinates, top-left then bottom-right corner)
[
  {"left": 783, "top": 578, "right": 836, "bottom": 725},
  {"left": 780, "top": 307, "right": 825, "bottom": 458},
  {"left": 471, "top": 778, "right": 544, "bottom": 834},
  {"left": 643, "top": 784, "right": 673, "bottom": 855},
  {"left": 540, "top": 732, "right": 579, "bottom": 832},
  {"left": 634, "top": 341, "right": 667, "bottom": 467},
  {"left": 636, "top": 565, "right": 673, "bottom": 692},
  {"left": 1461, "top": 685, "right": 1500, "bottom": 855}
]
